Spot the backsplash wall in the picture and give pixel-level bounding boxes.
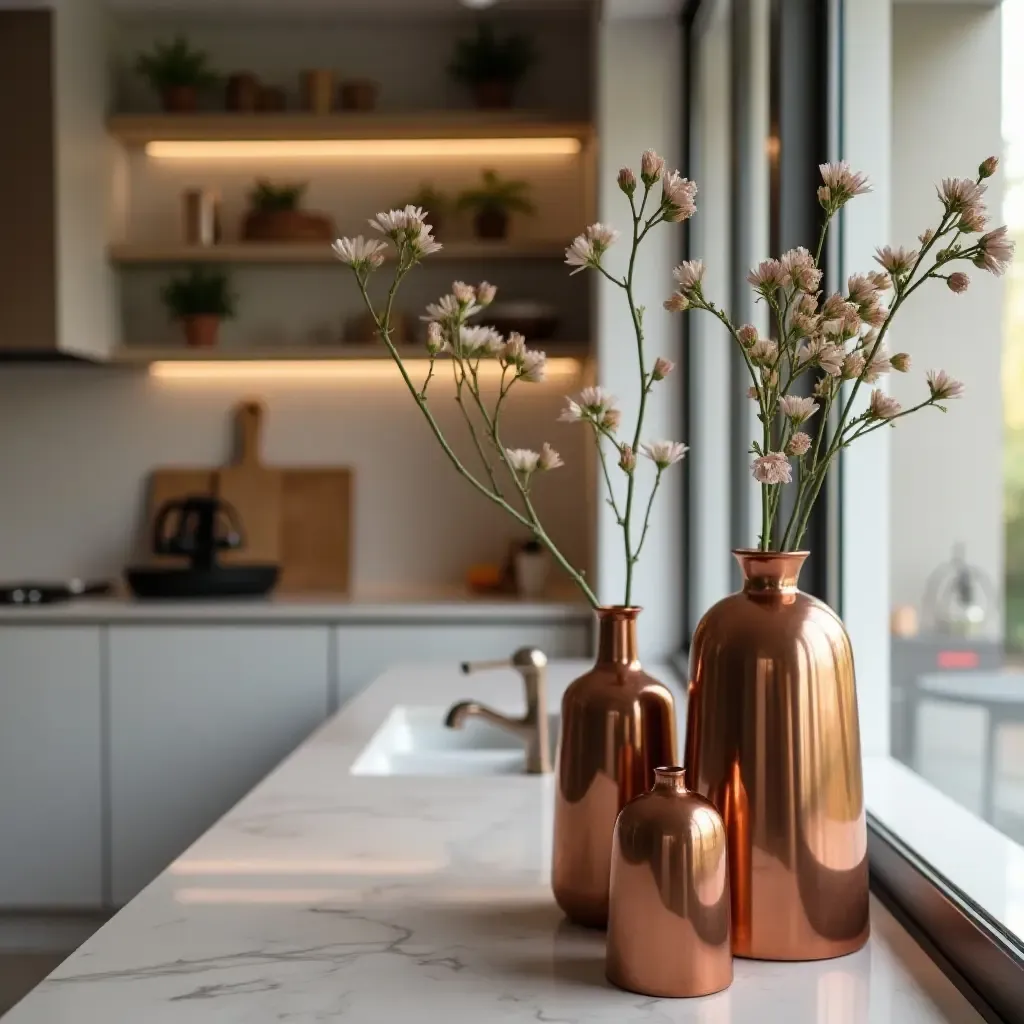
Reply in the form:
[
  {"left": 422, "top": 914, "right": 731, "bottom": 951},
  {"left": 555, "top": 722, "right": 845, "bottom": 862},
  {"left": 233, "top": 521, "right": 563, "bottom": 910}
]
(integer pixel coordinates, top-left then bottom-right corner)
[{"left": 0, "top": 365, "right": 591, "bottom": 591}]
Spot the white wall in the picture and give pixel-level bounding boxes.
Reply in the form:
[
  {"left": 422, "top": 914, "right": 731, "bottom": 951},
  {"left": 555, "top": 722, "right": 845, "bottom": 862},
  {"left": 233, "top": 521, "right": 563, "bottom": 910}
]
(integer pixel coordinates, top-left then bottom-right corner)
[
  {"left": 595, "top": 13, "right": 683, "bottom": 657},
  {"left": 890, "top": 4, "right": 1004, "bottom": 634},
  {"left": 0, "top": 365, "right": 590, "bottom": 590}
]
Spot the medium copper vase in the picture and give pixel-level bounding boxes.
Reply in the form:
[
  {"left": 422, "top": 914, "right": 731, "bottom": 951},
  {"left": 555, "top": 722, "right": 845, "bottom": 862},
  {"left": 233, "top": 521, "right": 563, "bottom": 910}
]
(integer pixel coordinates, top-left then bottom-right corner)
[
  {"left": 607, "top": 767, "right": 732, "bottom": 998},
  {"left": 684, "top": 551, "right": 869, "bottom": 961},
  {"left": 552, "top": 607, "right": 677, "bottom": 928}
]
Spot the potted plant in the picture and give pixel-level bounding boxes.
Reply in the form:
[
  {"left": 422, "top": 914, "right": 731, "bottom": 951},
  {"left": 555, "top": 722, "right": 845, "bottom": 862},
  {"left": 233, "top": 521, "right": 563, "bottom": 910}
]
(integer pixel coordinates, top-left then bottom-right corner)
[
  {"left": 401, "top": 183, "right": 450, "bottom": 238},
  {"left": 134, "top": 36, "right": 218, "bottom": 113},
  {"left": 161, "top": 266, "right": 236, "bottom": 348},
  {"left": 448, "top": 21, "right": 536, "bottom": 108},
  {"left": 457, "top": 170, "right": 535, "bottom": 240},
  {"left": 241, "top": 179, "right": 335, "bottom": 242}
]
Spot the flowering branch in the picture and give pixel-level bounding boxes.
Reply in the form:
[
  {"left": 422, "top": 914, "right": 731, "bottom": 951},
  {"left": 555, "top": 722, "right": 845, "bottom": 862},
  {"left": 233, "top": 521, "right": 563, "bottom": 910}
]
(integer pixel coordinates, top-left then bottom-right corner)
[{"left": 664, "top": 156, "right": 1013, "bottom": 551}]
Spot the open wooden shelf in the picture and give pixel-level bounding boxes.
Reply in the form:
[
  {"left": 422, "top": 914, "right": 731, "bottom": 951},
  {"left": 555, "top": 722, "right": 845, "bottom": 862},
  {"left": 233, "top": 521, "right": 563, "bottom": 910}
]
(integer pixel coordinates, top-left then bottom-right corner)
[
  {"left": 107, "top": 112, "right": 594, "bottom": 145},
  {"left": 108, "top": 240, "right": 569, "bottom": 265},
  {"left": 110, "top": 343, "right": 591, "bottom": 364}
]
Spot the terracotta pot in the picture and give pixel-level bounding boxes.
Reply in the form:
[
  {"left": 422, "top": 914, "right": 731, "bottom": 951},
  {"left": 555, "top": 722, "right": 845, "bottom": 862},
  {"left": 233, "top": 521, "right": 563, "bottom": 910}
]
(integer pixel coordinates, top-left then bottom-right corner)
[
  {"left": 161, "top": 85, "right": 198, "bottom": 113},
  {"left": 607, "top": 767, "right": 732, "bottom": 998},
  {"left": 338, "top": 79, "right": 378, "bottom": 111},
  {"left": 182, "top": 315, "right": 220, "bottom": 349},
  {"left": 551, "top": 607, "right": 677, "bottom": 929},
  {"left": 474, "top": 79, "right": 514, "bottom": 109},
  {"left": 300, "top": 69, "right": 336, "bottom": 113},
  {"left": 257, "top": 85, "right": 287, "bottom": 112},
  {"left": 225, "top": 73, "right": 260, "bottom": 112},
  {"left": 241, "top": 209, "right": 335, "bottom": 242},
  {"left": 474, "top": 208, "right": 508, "bottom": 240},
  {"left": 684, "top": 550, "right": 870, "bottom": 961}
]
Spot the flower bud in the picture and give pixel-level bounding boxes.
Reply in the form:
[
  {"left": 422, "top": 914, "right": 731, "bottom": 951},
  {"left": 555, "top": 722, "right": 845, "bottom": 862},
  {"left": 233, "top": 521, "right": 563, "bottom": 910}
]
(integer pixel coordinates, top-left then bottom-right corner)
[
  {"left": 617, "top": 167, "right": 637, "bottom": 196},
  {"left": 737, "top": 324, "right": 759, "bottom": 348},
  {"left": 651, "top": 357, "right": 674, "bottom": 381},
  {"left": 979, "top": 156, "right": 999, "bottom": 179},
  {"left": 476, "top": 281, "right": 496, "bottom": 306},
  {"left": 817, "top": 185, "right": 831, "bottom": 209},
  {"left": 663, "top": 292, "right": 689, "bottom": 313},
  {"left": 640, "top": 149, "right": 665, "bottom": 185},
  {"left": 947, "top": 272, "right": 970, "bottom": 294},
  {"left": 618, "top": 444, "right": 636, "bottom": 473},
  {"left": 426, "top": 321, "right": 445, "bottom": 355},
  {"left": 890, "top": 352, "right": 911, "bottom": 373},
  {"left": 452, "top": 280, "right": 475, "bottom": 304}
]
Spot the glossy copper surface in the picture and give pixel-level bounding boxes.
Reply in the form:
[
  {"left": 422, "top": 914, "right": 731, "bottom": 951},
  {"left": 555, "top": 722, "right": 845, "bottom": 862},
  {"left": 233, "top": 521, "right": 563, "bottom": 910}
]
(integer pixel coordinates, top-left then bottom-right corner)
[
  {"left": 607, "top": 767, "right": 733, "bottom": 998},
  {"left": 551, "top": 607, "right": 677, "bottom": 929},
  {"left": 684, "top": 551, "right": 869, "bottom": 961}
]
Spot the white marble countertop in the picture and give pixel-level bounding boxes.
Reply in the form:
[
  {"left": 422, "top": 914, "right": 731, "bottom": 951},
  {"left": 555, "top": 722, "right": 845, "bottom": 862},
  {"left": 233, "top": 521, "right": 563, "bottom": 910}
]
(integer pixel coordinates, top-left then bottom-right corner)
[
  {"left": 4, "top": 662, "right": 984, "bottom": 1023},
  {"left": 0, "top": 586, "right": 589, "bottom": 623}
]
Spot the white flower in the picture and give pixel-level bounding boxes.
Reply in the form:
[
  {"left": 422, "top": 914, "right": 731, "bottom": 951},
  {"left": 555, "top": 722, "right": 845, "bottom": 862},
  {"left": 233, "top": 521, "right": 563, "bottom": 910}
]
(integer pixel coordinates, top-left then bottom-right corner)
[
  {"left": 779, "top": 395, "right": 819, "bottom": 425},
  {"left": 331, "top": 235, "right": 388, "bottom": 269},
  {"left": 538, "top": 443, "right": 563, "bottom": 471},
  {"left": 926, "top": 369, "right": 965, "bottom": 401},
  {"left": 519, "top": 350, "right": 547, "bottom": 383},
  {"left": 457, "top": 325, "right": 503, "bottom": 357},
  {"left": 560, "top": 386, "right": 620, "bottom": 429},
  {"left": 586, "top": 222, "right": 620, "bottom": 248},
  {"left": 868, "top": 389, "right": 901, "bottom": 420},
  {"left": 505, "top": 448, "right": 540, "bottom": 475},
  {"left": 558, "top": 399, "right": 583, "bottom": 423},
  {"left": 751, "top": 452, "right": 792, "bottom": 485},
  {"left": 974, "top": 226, "right": 1015, "bottom": 276},
  {"left": 369, "top": 208, "right": 414, "bottom": 235},
  {"left": 640, "top": 440, "right": 689, "bottom": 469},
  {"left": 661, "top": 172, "right": 698, "bottom": 221},
  {"left": 452, "top": 281, "right": 475, "bottom": 304},
  {"left": 476, "top": 281, "right": 497, "bottom": 306},
  {"left": 874, "top": 245, "right": 918, "bottom": 276},
  {"left": 407, "top": 223, "right": 442, "bottom": 257},
  {"left": 422, "top": 294, "right": 461, "bottom": 323},
  {"left": 565, "top": 234, "right": 599, "bottom": 275},
  {"left": 672, "top": 259, "right": 705, "bottom": 295}
]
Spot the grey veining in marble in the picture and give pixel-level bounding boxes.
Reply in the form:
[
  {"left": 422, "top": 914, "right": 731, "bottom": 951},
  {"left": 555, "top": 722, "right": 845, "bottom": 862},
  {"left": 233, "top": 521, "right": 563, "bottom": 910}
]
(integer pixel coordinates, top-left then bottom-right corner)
[{"left": 4, "top": 664, "right": 985, "bottom": 1023}]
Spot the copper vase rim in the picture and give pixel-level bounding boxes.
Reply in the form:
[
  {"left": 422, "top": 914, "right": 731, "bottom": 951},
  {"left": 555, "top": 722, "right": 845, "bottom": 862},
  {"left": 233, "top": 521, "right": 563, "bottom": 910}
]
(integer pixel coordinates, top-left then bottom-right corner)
[
  {"left": 731, "top": 548, "right": 810, "bottom": 559},
  {"left": 653, "top": 766, "right": 688, "bottom": 791},
  {"left": 597, "top": 605, "right": 643, "bottom": 617}
]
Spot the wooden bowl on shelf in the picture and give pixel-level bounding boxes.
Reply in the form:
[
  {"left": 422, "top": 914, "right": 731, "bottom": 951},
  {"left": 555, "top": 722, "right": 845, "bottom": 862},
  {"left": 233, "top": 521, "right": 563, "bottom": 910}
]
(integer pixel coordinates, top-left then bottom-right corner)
[{"left": 241, "top": 210, "right": 335, "bottom": 242}]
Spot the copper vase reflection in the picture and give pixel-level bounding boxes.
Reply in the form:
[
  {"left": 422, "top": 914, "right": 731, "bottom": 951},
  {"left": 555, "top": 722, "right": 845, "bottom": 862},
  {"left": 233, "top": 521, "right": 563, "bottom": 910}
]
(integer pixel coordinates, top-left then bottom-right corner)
[
  {"left": 684, "top": 551, "right": 869, "bottom": 961},
  {"left": 552, "top": 607, "right": 677, "bottom": 929},
  {"left": 607, "top": 767, "right": 732, "bottom": 998}
]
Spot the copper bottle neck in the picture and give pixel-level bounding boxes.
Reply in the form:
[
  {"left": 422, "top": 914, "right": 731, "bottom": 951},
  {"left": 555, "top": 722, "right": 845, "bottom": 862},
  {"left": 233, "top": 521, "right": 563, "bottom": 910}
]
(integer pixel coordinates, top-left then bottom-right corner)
[
  {"left": 595, "top": 606, "right": 642, "bottom": 667},
  {"left": 652, "top": 766, "right": 688, "bottom": 794},
  {"left": 734, "top": 549, "right": 809, "bottom": 594}
]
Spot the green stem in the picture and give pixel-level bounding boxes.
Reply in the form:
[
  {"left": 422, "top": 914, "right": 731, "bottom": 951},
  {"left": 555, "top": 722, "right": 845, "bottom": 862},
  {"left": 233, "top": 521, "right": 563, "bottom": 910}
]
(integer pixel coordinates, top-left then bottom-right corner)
[
  {"left": 633, "top": 468, "right": 664, "bottom": 563},
  {"left": 593, "top": 427, "right": 625, "bottom": 524}
]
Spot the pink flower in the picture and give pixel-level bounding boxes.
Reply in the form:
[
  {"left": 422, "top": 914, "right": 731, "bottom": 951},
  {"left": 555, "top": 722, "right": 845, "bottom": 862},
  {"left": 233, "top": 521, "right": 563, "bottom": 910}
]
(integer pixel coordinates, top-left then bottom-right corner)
[
  {"left": 425, "top": 321, "right": 447, "bottom": 355},
  {"left": 751, "top": 452, "right": 792, "bottom": 485},
  {"left": 818, "top": 161, "right": 871, "bottom": 206},
  {"left": 779, "top": 395, "right": 819, "bottom": 424},
  {"left": 561, "top": 386, "right": 620, "bottom": 427},
  {"left": 748, "top": 339, "right": 778, "bottom": 366},
  {"left": 602, "top": 407, "right": 622, "bottom": 430},
  {"left": 790, "top": 311, "right": 820, "bottom": 338},
  {"left": 640, "top": 440, "right": 689, "bottom": 469},
  {"left": 565, "top": 224, "right": 619, "bottom": 274},
  {"left": 617, "top": 167, "right": 637, "bottom": 195},
  {"left": 587, "top": 222, "right": 620, "bottom": 248},
  {"left": 505, "top": 448, "right": 540, "bottom": 475},
  {"left": 869, "top": 270, "right": 892, "bottom": 291},
  {"left": 664, "top": 292, "right": 689, "bottom": 312},
  {"left": 846, "top": 274, "right": 877, "bottom": 307},
  {"left": 476, "top": 281, "right": 497, "bottom": 306},
  {"left": 779, "top": 246, "right": 822, "bottom": 292},
  {"left": 874, "top": 245, "right": 918, "bottom": 276},
  {"left": 500, "top": 333, "right": 526, "bottom": 366},
  {"left": 652, "top": 357, "right": 675, "bottom": 381},
  {"left": 979, "top": 156, "right": 999, "bottom": 179},
  {"left": 937, "top": 177, "right": 986, "bottom": 214},
  {"left": 974, "top": 226, "right": 1015, "bottom": 276},
  {"left": 786, "top": 432, "right": 812, "bottom": 457},
  {"left": 918, "top": 229, "right": 935, "bottom": 247},
  {"left": 452, "top": 280, "right": 475, "bottom": 304},
  {"left": 863, "top": 347, "right": 892, "bottom": 383},
  {"left": 814, "top": 375, "right": 836, "bottom": 399},
  {"left": 890, "top": 352, "right": 911, "bottom": 373},
  {"left": 662, "top": 172, "right": 698, "bottom": 221},
  {"left": 842, "top": 353, "right": 866, "bottom": 380},
  {"left": 926, "top": 369, "right": 965, "bottom": 401},
  {"left": 947, "top": 272, "right": 970, "bottom": 294},
  {"left": 520, "top": 350, "right": 547, "bottom": 383},
  {"left": 747, "top": 258, "right": 786, "bottom": 292},
  {"left": 332, "top": 235, "right": 389, "bottom": 269},
  {"left": 737, "top": 324, "right": 759, "bottom": 347},
  {"left": 641, "top": 149, "right": 665, "bottom": 185},
  {"left": 538, "top": 443, "right": 563, "bottom": 471},
  {"left": 672, "top": 259, "right": 705, "bottom": 295},
  {"left": 869, "top": 389, "right": 901, "bottom": 420},
  {"left": 959, "top": 206, "right": 987, "bottom": 233},
  {"left": 618, "top": 444, "right": 637, "bottom": 473},
  {"left": 807, "top": 339, "right": 845, "bottom": 376}
]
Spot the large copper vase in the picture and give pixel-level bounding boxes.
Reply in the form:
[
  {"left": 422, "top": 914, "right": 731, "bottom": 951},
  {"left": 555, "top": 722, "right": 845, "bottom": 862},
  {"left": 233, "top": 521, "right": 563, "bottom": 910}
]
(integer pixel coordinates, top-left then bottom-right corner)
[
  {"left": 684, "top": 551, "right": 869, "bottom": 960},
  {"left": 552, "top": 607, "right": 677, "bottom": 929}
]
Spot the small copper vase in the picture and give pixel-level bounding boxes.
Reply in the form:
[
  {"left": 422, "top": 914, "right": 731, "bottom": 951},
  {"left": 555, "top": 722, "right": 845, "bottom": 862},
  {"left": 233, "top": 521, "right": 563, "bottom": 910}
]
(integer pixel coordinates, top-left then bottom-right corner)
[
  {"left": 552, "top": 607, "right": 677, "bottom": 929},
  {"left": 684, "top": 551, "right": 870, "bottom": 961},
  {"left": 607, "top": 767, "right": 732, "bottom": 998}
]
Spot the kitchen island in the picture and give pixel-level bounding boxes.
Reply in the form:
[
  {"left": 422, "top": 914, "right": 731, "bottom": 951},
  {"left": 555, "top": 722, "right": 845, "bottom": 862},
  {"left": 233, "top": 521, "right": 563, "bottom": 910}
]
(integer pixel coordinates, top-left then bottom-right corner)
[{"left": 5, "top": 661, "right": 984, "bottom": 1023}]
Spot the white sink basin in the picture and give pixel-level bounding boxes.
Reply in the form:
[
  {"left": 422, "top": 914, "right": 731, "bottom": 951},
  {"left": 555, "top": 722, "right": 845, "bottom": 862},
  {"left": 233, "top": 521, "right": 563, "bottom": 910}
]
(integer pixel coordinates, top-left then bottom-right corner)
[{"left": 350, "top": 705, "right": 558, "bottom": 777}]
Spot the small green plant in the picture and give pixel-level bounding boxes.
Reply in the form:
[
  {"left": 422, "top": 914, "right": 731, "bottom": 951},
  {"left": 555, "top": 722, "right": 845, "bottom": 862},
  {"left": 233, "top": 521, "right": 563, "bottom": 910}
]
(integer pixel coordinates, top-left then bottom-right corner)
[
  {"left": 134, "top": 36, "right": 218, "bottom": 91},
  {"left": 161, "top": 266, "right": 237, "bottom": 320},
  {"left": 247, "top": 179, "right": 308, "bottom": 213},
  {"left": 402, "top": 183, "right": 450, "bottom": 220},
  {"left": 449, "top": 22, "right": 536, "bottom": 86},
  {"left": 457, "top": 170, "right": 535, "bottom": 217}
]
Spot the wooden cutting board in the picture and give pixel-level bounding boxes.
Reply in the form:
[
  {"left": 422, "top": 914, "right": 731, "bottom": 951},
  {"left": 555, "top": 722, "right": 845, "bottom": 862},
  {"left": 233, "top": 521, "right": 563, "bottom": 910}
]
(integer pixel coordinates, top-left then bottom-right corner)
[{"left": 216, "top": 400, "right": 282, "bottom": 566}]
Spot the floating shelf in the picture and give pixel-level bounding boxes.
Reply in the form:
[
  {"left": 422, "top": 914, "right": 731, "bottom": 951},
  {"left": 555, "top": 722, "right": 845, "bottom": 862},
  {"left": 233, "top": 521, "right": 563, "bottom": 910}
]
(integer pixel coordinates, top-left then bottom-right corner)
[
  {"left": 110, "top": 343, "right": 591, "bottom": 364},
  {"left": 108, "top": 241, "right": 569, "bottom": 265},
  {"left": 107, "top": 112, "right": 594, "bottom": 145}
]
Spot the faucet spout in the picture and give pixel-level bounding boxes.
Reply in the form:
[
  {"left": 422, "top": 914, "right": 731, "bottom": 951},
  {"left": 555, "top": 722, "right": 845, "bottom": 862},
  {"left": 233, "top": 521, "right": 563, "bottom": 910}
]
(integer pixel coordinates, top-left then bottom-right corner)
[{"left": 445, "top": 700, "right": 528, "bottom": 735}]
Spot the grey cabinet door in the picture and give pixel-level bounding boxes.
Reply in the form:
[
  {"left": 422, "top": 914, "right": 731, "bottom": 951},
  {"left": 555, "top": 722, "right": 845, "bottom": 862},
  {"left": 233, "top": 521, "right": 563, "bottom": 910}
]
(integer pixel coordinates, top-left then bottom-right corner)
[
  {"left": 0, "top": 627, "right": 102, "bottom": 908},
  {"left": 108, "top": 626, "right": 330, "bottom": 905}
]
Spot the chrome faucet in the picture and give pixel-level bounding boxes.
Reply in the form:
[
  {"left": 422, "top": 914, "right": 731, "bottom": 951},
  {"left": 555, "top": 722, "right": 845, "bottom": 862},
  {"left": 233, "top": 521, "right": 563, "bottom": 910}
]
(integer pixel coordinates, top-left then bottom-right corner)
[{"left": 444, "top": 648, "right": 552, "bottom": 774}]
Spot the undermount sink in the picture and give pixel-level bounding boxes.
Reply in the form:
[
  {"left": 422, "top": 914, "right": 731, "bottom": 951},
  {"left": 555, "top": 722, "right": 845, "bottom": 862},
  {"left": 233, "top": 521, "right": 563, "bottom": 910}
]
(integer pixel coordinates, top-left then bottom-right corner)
[{"left": 350, "top": 705, "right": 559, "bottom": 777}]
